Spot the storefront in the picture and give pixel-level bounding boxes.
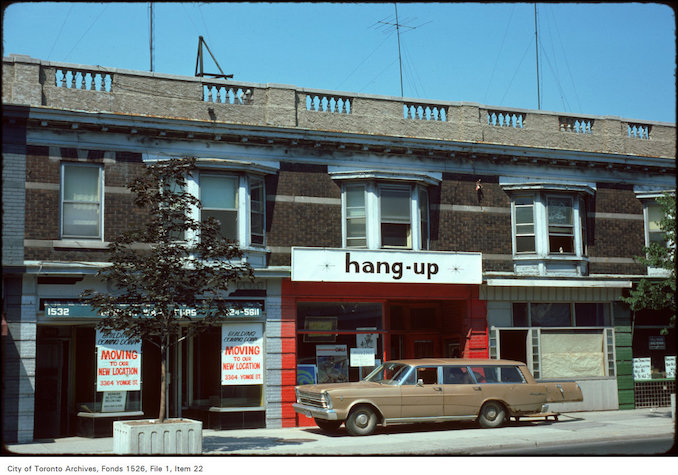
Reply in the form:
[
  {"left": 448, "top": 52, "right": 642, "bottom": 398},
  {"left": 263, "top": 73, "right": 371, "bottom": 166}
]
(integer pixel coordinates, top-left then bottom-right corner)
[
  {"left": 287, "top": 247, "right": 486, "bottom": 426},
  {"left": 33, "top": 277, "right": 270, "bottom": 438},
  {"left": 631, "top": 307, "right": 676, "bottom": 408}
]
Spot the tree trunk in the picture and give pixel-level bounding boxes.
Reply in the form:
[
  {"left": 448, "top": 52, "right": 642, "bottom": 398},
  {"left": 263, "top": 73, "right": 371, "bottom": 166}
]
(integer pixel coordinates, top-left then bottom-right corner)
[{"left": 158, "top": 342, "right": 166, "bottom": 423}]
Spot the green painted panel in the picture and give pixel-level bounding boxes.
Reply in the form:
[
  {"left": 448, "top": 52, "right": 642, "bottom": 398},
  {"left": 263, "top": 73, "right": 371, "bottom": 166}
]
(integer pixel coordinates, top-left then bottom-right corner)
[
  {"left": 616, "top": 348, "right": 633, "bottom": 360},
  {"left": 616, "top": 375, "right": 634, "bottom": 390},
  {"left": 614, "top": 332, "right": 633, "bottom": 347},
  {"left": 616, "top": 361, "right": 633, "bottom": 375},
  {"left": 617, "top": 390, "right": 635, "bottom": 407}
]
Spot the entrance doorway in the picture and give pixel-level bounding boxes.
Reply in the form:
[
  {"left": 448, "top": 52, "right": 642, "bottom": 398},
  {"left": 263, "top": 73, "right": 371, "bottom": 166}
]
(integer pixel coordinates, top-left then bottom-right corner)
[
  {"left": 387, "top": 302, "right": 464, "bottom": 360},
  {"left": 498, "top": 329, "right": 528, "bottom": 364},
  {"left": 34, "top": 330, "right": 70, "bottom": 439}
]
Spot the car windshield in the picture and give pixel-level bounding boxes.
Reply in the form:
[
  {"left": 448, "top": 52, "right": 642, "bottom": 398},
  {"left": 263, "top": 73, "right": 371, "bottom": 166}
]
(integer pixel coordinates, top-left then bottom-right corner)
[{"left": 364, "top": 362, "right": 412, "bottom": 385}]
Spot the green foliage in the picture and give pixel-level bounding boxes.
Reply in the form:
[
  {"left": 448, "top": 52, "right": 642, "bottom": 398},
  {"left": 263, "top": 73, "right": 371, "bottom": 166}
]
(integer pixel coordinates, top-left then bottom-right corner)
[
  {"left": 82, "top": 158, "right": 253, "bottom": 420},
  {"left": 622, "top": 193, "right": 676, "bottom": 334}
]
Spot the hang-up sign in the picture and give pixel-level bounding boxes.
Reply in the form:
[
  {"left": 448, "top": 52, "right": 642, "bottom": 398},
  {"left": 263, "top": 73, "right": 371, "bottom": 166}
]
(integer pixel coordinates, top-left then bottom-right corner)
[
  {"left": 221, "top": 323, "right": 263, "bottom": 385},
  {"left": 96, "top": 330, "right": 141, "bottom": 391}
]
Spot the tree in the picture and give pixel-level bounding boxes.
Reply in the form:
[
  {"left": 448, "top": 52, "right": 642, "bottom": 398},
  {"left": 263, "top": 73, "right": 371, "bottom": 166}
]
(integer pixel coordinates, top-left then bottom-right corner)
[
  {"left": 622, "top": 192, "right": 676, "bottom": 335},
  {"left": 82, "top": 158, "right": 253, "bottom": 422}
]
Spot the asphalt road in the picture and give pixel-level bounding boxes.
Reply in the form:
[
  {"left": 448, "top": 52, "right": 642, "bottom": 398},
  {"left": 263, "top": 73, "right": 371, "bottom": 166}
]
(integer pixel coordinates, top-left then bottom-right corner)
[{"left": 475, "top": 436, "right": 676, "bottom": 455}]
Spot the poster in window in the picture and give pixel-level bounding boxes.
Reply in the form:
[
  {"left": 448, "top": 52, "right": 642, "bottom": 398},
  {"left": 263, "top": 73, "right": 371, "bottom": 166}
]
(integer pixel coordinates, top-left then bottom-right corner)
[
  {"left": 96, "top": 330, "right": 141, "bottom": 392},
  {"left": 648, "top": 336, "right": 666, "bottom": 350},
  {"left": 665, "top": 356, "right": 675, "bottom": 379},
  {"left": 350, "top": 347, "right": 375, "bottom": 367},
  {"left": 221, "top": 323, "right": 263, "bottom": 385},
  {"left": 101, "top": 391, "right": 127, "bottom": 413},
  {"left": 304, "top": 316, "right": 337, "bottom": 342},
  {"left": 356, "top": 327, "right": 378, "bottom": 351},
  {"left": 296, "top": 364, "right": 317, "bottom": 385},
  {"left": 316, "top": 345, "right": 348, "bottom": 383},
  {"left": 632, "top": 357, "right": 652, "bottom": 380}
]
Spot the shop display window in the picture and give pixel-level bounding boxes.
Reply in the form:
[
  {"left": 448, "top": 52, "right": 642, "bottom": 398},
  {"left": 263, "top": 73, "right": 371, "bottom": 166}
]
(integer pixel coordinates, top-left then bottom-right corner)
[
  {"left": 296, "top": 302, "right": 384, "bottom": 383},
  {"left": 632, "top": 307, "right": 676, "bottom": 380},
  {"left": 189, "top": 326, "right": 263, "bottom": 408},
  {"left": 75, "top": 327, "right": 142, "bottom": 414},
  {"left": 504, "top": 302, "right": 617, "bottom": 379}
]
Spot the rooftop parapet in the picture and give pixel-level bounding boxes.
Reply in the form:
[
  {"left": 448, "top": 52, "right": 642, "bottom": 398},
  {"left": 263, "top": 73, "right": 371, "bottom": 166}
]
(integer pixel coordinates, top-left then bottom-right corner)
[{"left": 3, "top": 54, "right": 675, "bottom": 160}]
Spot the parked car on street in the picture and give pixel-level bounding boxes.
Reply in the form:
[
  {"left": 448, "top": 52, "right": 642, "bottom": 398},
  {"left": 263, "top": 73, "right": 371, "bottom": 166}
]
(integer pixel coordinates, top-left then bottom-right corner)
[{"left": 294, "top": 358, "right": 583, "bottom": 436}]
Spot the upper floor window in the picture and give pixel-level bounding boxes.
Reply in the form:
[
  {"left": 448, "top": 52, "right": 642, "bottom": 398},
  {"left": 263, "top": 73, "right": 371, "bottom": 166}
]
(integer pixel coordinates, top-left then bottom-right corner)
[
  {"left": 185, "top": 171, "right": 266, "bottom": 248},
  {"left": 342, "top": 182, "right": 429, "bottom": 250},
  {"left": 645, "top": 201, "right": 667, "bottom": 247},
  {"left": 510, "top": 192, "right": 587, "bottom": 257},
  {"left": 200, "top": 174, "right": 239, "bottom": 242},
  {"left": 61, "top": 163, "right": 103, "bottom": 239}
]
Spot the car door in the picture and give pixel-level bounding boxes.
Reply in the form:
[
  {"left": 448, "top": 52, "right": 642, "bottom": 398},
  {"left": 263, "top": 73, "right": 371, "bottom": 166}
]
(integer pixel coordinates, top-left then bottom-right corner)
[
  {"left": 399, "top": 365, "right": 444, "bottom": 418},
  {"left": 442, "top": 365, "right": 484, "bottom": 417}
]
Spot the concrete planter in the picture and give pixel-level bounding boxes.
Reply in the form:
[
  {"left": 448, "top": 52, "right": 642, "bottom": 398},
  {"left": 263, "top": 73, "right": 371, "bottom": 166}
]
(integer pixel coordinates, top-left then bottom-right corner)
[{"left": 113, "top": 419, "right": 202, "bottom": 454}]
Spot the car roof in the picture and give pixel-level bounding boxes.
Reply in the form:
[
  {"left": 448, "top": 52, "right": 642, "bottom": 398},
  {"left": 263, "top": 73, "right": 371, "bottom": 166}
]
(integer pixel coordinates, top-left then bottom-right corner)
[{"left": 387, "top": 358, "right": 526, "bottom": 366}]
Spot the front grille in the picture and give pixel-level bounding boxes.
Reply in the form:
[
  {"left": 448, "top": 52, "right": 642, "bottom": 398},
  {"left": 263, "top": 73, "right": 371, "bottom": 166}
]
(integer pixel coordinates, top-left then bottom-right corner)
[{"left": 298, "top": 390, "right": 327, "bottom": 408}]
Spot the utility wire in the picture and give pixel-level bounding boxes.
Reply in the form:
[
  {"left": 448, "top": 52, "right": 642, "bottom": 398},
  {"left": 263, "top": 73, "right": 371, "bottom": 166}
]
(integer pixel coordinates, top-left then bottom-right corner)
[
  {"left": 63, "top": 4, "right": 109, "bottom": 62},
  {"left": 483, "top": 4, "right": 516, "bottom": 103},
  {"left": 500, "top": 37, "right": 533, "bottom": 106},
  {"left": 360, "top": 58, "right": 399, "bottom": 93},
  {"left": 335, "top": 30, "right": 395, "bottom": 91},
  {"left": 47, "top": 3, "right": 74, "bottom": 61},
  {"left": 547, "top": 5, "right": 582, "bottom": 113}
]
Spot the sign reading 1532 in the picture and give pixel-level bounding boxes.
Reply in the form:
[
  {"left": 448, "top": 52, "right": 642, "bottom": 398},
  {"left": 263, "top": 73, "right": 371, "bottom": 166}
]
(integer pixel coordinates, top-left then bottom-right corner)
[{"left": 45, "top": 301, "right": 264, "bottom": 318}]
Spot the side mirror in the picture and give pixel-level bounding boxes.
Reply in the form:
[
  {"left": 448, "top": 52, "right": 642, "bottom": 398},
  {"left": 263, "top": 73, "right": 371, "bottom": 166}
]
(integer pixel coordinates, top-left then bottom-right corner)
[{"left": 417, "top": 378, "right": 424, "bottom": 387}]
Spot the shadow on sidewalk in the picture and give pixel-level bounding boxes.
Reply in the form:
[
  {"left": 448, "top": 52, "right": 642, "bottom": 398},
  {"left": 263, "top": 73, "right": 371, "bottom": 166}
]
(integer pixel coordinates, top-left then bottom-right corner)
[{"left": 203, "top": 435, "right": 316, "bottom": 454}]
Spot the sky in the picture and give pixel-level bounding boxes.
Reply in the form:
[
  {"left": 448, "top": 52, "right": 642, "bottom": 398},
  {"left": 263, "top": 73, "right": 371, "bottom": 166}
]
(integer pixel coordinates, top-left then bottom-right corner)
[{"left": 2, "top": 2, "right": 676, "bottom": 123}]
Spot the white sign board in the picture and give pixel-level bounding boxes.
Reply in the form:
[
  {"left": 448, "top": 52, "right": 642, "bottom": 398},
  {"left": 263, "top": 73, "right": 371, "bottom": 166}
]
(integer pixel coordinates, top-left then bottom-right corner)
[
  {"left": 350, "top": 348, "right": 376, "bottom": 367},
  {"left": 221, "top": 323, "right": 263, "bottom": 385},
  {"left": 665, "top": 356, "right": 675, "bottom": 379},
  {"left": 101, "top": 391, "right": 127, "bottom": 413},
  {"left": 292, "top": 248, "right": 482, "bottom": 284},
  {"left": 96, "top": 330, "right": 141, "bottom": 391},
  {"left": 632, "top": 357, "right": 652, "bottom": 381}
]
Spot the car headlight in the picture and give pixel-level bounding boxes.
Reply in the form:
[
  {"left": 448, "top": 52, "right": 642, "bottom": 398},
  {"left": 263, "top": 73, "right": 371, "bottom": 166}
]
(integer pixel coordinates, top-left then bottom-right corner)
[
  {"left": 295, "top": 388, "right": 300, "bottom": 404},
  {"left": 321, "top": 391, "right": 332, "bottom": 409}
]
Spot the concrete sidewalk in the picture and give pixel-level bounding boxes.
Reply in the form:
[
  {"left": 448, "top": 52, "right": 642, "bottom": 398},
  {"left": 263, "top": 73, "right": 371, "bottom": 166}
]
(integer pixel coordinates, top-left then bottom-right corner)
[{"left": 2, "top": 407, "right": 675, "bottom": 456}]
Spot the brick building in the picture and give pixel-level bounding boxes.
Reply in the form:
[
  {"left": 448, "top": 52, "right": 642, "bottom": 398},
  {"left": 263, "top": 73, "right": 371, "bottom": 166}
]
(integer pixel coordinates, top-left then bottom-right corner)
[{"left": 2, "top": 54, "right": 675, "bottom": 443}]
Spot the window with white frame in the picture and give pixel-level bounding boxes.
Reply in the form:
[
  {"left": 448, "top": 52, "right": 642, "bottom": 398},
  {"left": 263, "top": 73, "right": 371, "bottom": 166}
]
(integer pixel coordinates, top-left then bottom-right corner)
[
  {"left": 61, "top": 163, "right": 103, "bottom": 239},
  {"left": 510, "top": 192, "right": 587, "bottom": 257},
  {"left": 193, "top": 172, "right": 266, "bottom": 247},
  {"left": 342, "top": 182, "right": 429, "bottom": 250},
  {"left": 514, "top": 197, "right": 535, "bottom": 253},
  {"left": 645, "top": 201, "right": 667, "bottom": 247},
  {"left": 502, "top": 302, "right": 615, "bottom": 379}
]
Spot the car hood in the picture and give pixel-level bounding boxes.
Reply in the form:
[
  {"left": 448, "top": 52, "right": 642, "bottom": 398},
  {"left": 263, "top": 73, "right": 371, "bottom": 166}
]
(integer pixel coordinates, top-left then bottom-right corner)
[{"left": 297, "top": 381, "right": 383, "bottom": 392}]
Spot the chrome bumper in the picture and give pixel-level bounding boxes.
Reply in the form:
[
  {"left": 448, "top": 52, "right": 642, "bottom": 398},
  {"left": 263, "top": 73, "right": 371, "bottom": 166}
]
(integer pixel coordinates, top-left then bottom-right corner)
[{"left": 292, "top": 403, "right": 338, "bottom": 420}]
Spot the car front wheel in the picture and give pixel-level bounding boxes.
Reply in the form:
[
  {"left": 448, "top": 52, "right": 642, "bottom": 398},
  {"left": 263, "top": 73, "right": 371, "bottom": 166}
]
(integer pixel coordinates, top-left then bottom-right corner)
[
  {"left": 477, "top": 401, "right": 506, "bottom": 428},
  {"left": 314, "top": 419, "right": 342, "bottom": 433},
  {"left": 346, "top": 406, "right": 377, "bottom": 436}
]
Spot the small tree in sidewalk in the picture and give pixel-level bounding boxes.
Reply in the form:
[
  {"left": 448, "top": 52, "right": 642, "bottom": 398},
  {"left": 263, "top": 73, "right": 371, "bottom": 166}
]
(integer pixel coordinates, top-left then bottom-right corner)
[{"left": 82, "top": 157, "right": 253, "bottom": 422}]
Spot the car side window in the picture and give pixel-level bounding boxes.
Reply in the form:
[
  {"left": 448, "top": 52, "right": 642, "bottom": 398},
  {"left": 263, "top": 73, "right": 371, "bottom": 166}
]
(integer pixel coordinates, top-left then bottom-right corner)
[
  {"left": 469, "top": 366, "right": 526, "bottom": 384},
  {"left": 500, "top": 366, "right": 525, "bottom": 383},
  {"left": 442, "top": 366, "right": 473, "bottom": 384},
  {"left": 416, "top": 366, "right": 439, "bottom": 385}
]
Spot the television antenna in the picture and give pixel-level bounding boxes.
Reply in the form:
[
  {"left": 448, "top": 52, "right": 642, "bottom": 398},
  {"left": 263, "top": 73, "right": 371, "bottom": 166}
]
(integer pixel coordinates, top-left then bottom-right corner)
[
  {"left": 371, "top": 3, "right": 431, "bottom": 97},
  {"left": 194, "top": 35, "right": 233, "bottom": 79}
]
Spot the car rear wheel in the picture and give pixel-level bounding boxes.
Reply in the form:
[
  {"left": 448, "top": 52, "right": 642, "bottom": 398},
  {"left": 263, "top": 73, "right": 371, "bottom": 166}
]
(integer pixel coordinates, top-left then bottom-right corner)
[
  {"left": 314, "top": 419, "right": 342, "bottom": 433},
  {"left": 477, "top": 401, "right": 506, "bottom": 428},
  {"left": 346, "top": 406, "right": 377, "bottom": 436}
]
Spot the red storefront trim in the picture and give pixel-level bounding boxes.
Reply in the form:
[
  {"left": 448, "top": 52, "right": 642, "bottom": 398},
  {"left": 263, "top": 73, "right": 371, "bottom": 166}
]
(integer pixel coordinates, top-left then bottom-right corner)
[{"left": 279, "top": 279, "right": 488, "bottom": 427}]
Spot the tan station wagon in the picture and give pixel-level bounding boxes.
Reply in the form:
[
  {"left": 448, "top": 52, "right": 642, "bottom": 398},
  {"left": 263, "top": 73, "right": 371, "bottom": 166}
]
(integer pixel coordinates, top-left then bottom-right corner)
[{"left": 294, "top": 358, "right": 583, "bottom": 436}]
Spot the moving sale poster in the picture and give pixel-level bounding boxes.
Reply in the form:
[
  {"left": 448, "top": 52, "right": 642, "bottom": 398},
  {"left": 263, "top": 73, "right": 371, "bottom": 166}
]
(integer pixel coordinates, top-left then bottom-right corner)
[
  {"left": 96, "top": 330, "right": 141, "bottom": 391},
  {"left": 222, "top": 323, "right": 264, "bottom": 385}
]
